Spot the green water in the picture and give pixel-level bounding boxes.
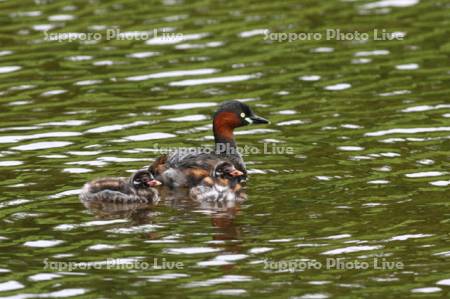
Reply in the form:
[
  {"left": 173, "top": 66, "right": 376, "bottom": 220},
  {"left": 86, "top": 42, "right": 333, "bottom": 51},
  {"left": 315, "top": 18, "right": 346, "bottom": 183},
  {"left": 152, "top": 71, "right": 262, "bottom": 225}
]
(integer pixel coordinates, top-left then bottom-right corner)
[{"left": 0, "top": 0, "right": 449, "bottom": 298}]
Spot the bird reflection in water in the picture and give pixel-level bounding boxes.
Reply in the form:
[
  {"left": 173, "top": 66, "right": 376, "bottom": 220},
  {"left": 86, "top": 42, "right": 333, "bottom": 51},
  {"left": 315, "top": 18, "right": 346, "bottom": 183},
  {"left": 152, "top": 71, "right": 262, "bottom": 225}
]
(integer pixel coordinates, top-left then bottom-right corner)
[{"left": 81, "top": 188, "right": 246, "bottom": 246}]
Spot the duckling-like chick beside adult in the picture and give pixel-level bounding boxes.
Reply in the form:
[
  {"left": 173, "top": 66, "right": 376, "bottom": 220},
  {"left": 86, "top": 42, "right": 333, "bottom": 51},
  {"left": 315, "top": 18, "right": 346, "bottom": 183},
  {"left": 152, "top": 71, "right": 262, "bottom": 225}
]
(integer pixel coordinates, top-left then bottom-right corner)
[
  {"left": 79, "top": 170, "right": 161, "bottom": 204},
  {"left": 189, "top": 161, "right": 246, "bottom": 202},
  {"left": 149, "top": 100, "right": 269, "bottom": 188}
]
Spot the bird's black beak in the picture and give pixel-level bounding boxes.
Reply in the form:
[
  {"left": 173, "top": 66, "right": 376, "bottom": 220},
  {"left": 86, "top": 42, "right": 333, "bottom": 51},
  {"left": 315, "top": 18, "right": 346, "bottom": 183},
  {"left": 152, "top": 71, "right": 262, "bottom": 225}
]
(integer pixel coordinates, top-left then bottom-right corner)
[{"left": 249, "top": 115, "right": 270, "bottom": 124}]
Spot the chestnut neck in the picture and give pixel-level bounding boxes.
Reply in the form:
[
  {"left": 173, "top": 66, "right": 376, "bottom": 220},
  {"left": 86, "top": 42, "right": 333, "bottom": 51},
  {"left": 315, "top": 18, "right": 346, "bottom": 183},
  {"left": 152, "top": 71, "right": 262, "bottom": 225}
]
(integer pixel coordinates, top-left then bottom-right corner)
[{"left": 213, "top": 122, "right": 237, "bottom": 155}]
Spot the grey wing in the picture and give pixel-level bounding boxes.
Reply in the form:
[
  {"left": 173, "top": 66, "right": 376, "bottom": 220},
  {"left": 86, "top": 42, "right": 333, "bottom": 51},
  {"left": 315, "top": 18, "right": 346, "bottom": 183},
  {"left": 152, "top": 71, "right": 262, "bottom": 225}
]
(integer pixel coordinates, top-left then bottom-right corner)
[
  {"left": 83, "top": 178, "right": 130, "bottom": 194},
  {"left": 167, "top": 149, "right": 247, "bottom": 179},
  {"left": 80, "top": 189, "right": 135, "bottom": 203},
  {"left": 166, "top": 149, "right": 215, "bottom": 169}
]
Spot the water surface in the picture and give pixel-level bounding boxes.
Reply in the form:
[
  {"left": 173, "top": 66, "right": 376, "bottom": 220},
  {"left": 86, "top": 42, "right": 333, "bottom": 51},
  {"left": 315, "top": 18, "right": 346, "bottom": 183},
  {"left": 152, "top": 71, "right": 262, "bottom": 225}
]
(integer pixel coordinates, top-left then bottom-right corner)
[{"left": 0, "top": 0, "right": 449, "bottom": 298}]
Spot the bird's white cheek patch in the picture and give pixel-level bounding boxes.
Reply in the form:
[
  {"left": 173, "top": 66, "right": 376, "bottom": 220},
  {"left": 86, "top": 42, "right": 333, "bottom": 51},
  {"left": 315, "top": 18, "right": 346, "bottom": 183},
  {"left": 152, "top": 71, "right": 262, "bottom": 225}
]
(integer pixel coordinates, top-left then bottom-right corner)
[{"left": 245, "top": 117, "right": 253, "bottom": 124}]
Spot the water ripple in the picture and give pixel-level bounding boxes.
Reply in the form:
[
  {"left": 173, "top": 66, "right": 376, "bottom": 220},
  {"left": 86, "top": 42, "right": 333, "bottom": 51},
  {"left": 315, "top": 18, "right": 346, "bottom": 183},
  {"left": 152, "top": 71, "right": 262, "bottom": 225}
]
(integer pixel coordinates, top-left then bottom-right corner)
[
  {"left": 365, "top": 127, "right": 450, "bottom": 136},
  {"left": 123, "top": 132, "right": 176, "bottom": 141},
  {"left": 127, "top": 51, "right": 159, "bottom": 58},
  {"left": 405, "top": 171, "right": 446, "bottom": 178},
  {"left": 169, "top": 74, "right": 258, "bottom": 86},
  {"left": 338, "top": 146, "right": 365, "bottom": 151},
  {"left": 85, "top": 121, "right": 150, "bottom": 133},
  {"left": 411, "top": 287, "right": 441, "bottom": 294},
  {"left": 0, "top": 161, "right": 23, "bottom": 166},
  {"left": 430, "top": 180, "right": 450, "bottom": 187},
  {"left": 41, "top": 90, "right": 67, "bottom": 96},
  {"left": 48, "top": 14, "right": 75, "bottom": 21},
  {"left": 107, "top": 224, "right": 162, "bottom": 234},
  {"left": 0, "top": 132, "right": 81, "bottom": 143},
  {"left": 23, "top": 240, "right": 64, "bottom": 248},
  {"left": 239, "top": 29, "right": 268, "bottom": 38},
  {"left": 146, "top": 33, "right": 208, "bottom": 45},
  {"left": 183, "top": 275, "right": 252, "bottom": 288},
  {"left": 165, "top": 247, "right": 222, "bottom": 255},
  {"left": 167, "top": 114, "right": 207, "bottom": 122},
  {"left": 4, "top": 288, "right": 89, "bottom": 298},
  {"left": 324, "top": 83, "right": 351, "bottom": 91},
  {"left": 126, "top": 68, "right": 218, "bottom": 81},
  {"left": 277, "top": 120, "right": 305, "bottom": 126},
  {"left": 354, "top": 49, "right": 389, "bottom": 56},
  {"left": 12, "top": 141, "right": 73, "bottom": 151},
  {"left": 386, "top": 234, "right": 433, "bottom": 241},
  {"left": 299, "top": 75, "right": 321, "bottom": 81},
  {"left": 321, "top": 245, "right": 383, "bottom": 255},
  {"left": 62, "top": 168, "right": 92, "bottom": 174},
  {"left": 28, "top": 273, "right": 61, "bottom": 282},
  {"left": 158, "top": 102, "right": 217, "bottom": 110},
  {"left": 175, "top": 41, "right": 223, "bottom": 50},
  {"left": 146, "top": 273, "right": 189, "bottom": 282},
  {"left": 396, "top": 63, "right": 419, "bottom": 70},
  {"left": 401, "top": 104, "right": 450, "bottom": 113},
  {"left": 0, "top": 281, "right": 24, "bottom": 292},
  {"left": 436, "top": 279, "right": 450, "bottom": 286},
  {"left": 362, "top": 0, "right": 419, "bottom": 9},
  {"left": 0, "top": 66, "right": 21, "bottom": 73}
]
